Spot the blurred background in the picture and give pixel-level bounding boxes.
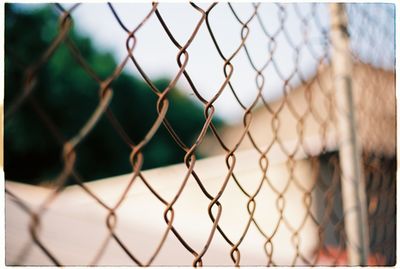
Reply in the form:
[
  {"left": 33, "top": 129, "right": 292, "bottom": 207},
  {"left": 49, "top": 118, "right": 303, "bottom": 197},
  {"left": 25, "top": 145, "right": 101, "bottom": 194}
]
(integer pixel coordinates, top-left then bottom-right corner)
[
  {"left": 5, "top": 3, "right": 394, "bottom": 186},
  {"left": 5, "top": 3, "right": 225, "bottom": 185},
  {"left": 4, "top": 2, "right": 396, "bottom": 266}
]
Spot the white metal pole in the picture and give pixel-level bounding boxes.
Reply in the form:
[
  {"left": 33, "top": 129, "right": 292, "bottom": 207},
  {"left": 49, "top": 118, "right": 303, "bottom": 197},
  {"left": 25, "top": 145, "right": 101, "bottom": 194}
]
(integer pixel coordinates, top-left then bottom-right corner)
[{"left": 329, "top": 3, "right": 369, "bottom": 266}]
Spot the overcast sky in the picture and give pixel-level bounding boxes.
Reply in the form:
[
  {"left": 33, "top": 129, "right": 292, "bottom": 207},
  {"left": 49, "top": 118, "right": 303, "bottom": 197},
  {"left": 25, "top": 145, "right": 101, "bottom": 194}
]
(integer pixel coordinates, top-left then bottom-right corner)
[{"left": 13, "top": 3, "right": 395, "bottom": 123}]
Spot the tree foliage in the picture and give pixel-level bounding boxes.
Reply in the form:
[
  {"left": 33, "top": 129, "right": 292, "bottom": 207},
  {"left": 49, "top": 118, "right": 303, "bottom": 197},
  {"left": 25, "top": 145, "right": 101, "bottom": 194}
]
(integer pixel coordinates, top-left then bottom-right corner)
[{"left": 4, "top": 4, "right": 221, "bottom": 185}]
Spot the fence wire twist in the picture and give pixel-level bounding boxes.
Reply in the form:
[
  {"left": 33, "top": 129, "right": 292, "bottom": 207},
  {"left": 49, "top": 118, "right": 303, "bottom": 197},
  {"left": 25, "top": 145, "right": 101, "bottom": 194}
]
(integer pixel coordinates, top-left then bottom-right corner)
[{"left": 4, "top": 2, "right": 396, "bottom": 266}]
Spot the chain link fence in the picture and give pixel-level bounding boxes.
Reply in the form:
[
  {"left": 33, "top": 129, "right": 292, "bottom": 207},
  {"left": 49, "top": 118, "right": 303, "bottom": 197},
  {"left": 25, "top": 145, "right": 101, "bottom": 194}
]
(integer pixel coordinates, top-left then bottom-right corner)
[{"left": 4, "top": 2, "right": 395, "bottom": 266}]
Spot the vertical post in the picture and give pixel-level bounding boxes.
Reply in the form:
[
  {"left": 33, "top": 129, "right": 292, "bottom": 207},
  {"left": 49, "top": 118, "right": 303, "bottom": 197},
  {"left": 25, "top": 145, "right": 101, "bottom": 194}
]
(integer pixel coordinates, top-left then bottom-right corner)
[{"left": 329, "top": 3, "right": 369, "bottom": 266}]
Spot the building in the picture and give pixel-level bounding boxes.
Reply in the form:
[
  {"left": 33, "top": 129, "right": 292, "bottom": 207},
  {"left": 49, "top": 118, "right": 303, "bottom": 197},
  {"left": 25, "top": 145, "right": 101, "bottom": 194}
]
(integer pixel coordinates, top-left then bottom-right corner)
[{"left": 199, "top": 63, "right": 396, "bottom": 264}]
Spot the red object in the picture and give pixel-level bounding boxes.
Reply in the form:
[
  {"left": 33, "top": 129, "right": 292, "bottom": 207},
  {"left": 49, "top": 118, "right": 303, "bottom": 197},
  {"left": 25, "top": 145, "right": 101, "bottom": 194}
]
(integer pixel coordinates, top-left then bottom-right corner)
[{"left": 316, "top": 246, "right": 386, "bottom": 266}]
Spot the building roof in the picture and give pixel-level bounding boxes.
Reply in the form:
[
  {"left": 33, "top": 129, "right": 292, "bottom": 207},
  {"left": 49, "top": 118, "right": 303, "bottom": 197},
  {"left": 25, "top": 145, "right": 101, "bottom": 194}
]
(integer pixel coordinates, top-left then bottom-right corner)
[{"left": 200, "top": 63, "right": 395, "bottom": 158}]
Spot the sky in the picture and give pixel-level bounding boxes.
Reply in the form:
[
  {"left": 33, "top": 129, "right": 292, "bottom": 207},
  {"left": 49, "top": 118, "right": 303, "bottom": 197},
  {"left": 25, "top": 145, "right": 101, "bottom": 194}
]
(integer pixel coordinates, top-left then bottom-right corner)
[{"left": 13, "top": 3, "right": 396, "bottom": 123}]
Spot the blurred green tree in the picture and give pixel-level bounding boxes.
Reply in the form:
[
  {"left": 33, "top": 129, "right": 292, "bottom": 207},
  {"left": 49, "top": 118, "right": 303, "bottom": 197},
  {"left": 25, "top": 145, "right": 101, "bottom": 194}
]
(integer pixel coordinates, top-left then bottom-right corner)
[{"left": 4, "top": 4, "right": 221, "bottom": 185}]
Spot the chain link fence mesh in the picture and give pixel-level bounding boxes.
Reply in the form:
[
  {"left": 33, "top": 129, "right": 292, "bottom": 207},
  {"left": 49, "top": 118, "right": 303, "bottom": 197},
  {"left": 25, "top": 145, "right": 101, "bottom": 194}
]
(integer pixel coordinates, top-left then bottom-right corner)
[{"left": 4, "top": 2, "right": 396, "bottom": 266}]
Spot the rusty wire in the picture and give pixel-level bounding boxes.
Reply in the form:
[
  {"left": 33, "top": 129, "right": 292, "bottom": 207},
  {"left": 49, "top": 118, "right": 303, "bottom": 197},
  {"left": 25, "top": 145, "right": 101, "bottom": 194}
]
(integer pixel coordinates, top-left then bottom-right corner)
[{"left": 4, "top": 2, "right": 395, "bottom": 266}]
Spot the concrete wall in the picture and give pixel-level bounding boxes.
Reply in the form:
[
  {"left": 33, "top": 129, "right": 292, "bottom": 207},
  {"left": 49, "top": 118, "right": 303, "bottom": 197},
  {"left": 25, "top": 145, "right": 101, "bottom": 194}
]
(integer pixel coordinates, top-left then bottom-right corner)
[{"left": 6, "top": 149, "right": 321, "bottom": 266}]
